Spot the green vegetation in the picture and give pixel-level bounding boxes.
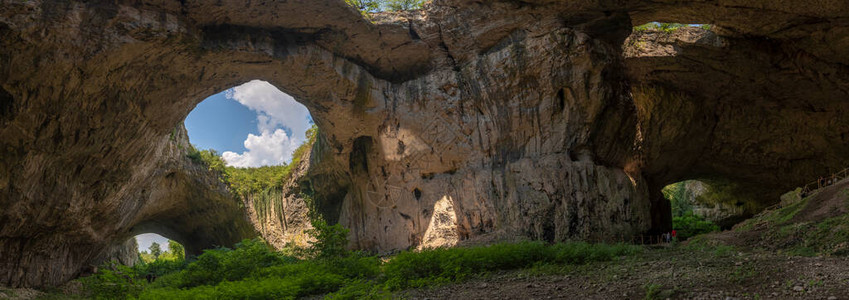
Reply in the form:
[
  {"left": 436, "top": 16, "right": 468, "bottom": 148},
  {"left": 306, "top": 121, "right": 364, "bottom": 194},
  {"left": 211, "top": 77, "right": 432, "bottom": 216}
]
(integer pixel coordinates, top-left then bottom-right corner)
[
  {"left": 673, "top": 213, "right": 720, "bottom": 240},
  {"left": 662, "top": 182, "right": 694, "bottom": 218},
  {"left": 81, "top": 220, "right": 641, "bottom": 299},
  {"left": 383, "top": 0, "right": 425, "bottom": 11},
  {"left": 736, "top": 197, "right": 808, "bottom": 231},
  {"left": 382, "top": 241, "right": 640, "bottom": 290},
  {"left": 345, "top": 0, "right": 426, "bottom": 15},
  {"left": 187, "top": 125, "right": 318, "bottom": 226},
  {"left": 633, "top": 22, "right": 711, "bottom": 34},
  {"left": 643, "top": 283, "right": 665, "bottom": 300},
  {"left": 139, "top": 240, "right": 185, "bottom": 264},
  {"left": 149, "top": 242, "right": 162, "bottom": 259},
  {"left": 662, "top": 181, "right": 721, "bottom": 240},
  {"left": 683, "top": 236, "right": 736, "bottom": 257},
  {"left": 772, "top": 211, "right": 849, "bottom": 257},
  {"left": 188, "top": 125, "right": 317, "bottom": 195}
]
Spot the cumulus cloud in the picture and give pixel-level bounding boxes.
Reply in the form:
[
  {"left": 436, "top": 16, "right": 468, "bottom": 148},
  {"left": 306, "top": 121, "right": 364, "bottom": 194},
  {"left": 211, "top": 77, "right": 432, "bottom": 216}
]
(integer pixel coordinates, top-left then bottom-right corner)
[
  {"left": 221, "top": 80, "right": 312, "bottom": 168},
  {"left": 222, "top": 129, "right": 300, "bottom": 167}
]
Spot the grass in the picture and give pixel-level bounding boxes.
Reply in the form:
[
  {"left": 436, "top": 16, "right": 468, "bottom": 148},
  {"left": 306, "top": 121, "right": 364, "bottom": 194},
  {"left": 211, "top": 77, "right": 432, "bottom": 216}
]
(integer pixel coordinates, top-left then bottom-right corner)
[
  {"left": 728, "top": 187, "right": 849, "bottom": 257},
  {"left": 382, "top": 241, "right": 641, "bottom": 290},
  {"left": 682, "top": 236, "right": 736, "bottom": 257},
  {"left": 633, "top": 23, "right": 713, "bottom": 34},
  {"left": 77, "top": 237, "right": 641, "bottom": 299},
  {"left": 643, "top": 283, "right": 664, "bottom": 300},
  {"left": 735, "top": 197, "right": 807, "bottom": 231},
  {"left": 777, "top": 213, "right": 849, "bottom": 256}
]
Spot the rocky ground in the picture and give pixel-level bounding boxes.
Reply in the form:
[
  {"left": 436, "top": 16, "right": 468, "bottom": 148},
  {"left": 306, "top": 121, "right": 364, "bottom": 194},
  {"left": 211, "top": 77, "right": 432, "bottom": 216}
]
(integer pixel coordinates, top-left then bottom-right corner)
[{"left": 399, "top": 244, "right": 849, "bottom": 300}]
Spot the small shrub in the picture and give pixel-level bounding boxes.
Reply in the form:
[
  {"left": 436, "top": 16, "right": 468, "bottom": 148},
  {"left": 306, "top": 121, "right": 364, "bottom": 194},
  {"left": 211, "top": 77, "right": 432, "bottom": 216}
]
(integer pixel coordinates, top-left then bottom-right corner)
[
  {"left": 673, "top": 213, "right": 720, "bottom": 240},
  {"left": 643, "top": 283, "right": 663, "bottom": 300},
  {"left": 185, "top": 145, "right": 202, "bottom": 163},
  {"left": 326, "top": 279, "right": 389, "bottom": 299}
]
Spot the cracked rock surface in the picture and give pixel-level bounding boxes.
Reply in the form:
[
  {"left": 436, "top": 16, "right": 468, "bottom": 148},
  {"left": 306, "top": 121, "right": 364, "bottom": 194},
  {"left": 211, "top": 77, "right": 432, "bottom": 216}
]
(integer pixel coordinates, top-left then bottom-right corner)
[{"left": 1, "top": 0, "right": 848, "bottom": 287}]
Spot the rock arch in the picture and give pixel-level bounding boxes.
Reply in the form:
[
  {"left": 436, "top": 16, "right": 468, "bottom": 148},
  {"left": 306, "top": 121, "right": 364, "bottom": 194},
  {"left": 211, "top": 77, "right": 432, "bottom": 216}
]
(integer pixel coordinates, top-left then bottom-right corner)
[{"left": 1, "top": 0, "right": 849, "bottom": 288}]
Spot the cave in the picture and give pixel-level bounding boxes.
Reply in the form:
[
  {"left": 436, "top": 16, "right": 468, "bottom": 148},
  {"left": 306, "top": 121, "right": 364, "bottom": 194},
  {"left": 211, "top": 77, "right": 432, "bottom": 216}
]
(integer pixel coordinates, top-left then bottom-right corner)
[{"left": 1, "top": 0, "right": 848, "bottom": 288}]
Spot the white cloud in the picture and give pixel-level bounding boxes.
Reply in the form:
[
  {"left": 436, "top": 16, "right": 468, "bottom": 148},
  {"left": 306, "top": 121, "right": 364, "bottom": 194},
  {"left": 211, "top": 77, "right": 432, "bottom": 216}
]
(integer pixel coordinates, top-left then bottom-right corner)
[
  {"left": 222, "top": 129, "right": 300, "bottom": 168},
  {"left": 225, "top": 80, "right": 311, "bottom": 140},
  {"left": 221, "top": 80, "right": 312, "bottom": 168}
]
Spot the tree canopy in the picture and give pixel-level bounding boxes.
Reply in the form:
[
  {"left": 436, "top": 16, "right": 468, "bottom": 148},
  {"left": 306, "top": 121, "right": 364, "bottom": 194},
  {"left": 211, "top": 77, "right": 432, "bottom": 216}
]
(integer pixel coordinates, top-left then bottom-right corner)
[
  {"left": 149, "top": 242, "right": 162, "bottom": 259},
  {"left": 345, "top": 0, "right": 426, "bottom": 14}
]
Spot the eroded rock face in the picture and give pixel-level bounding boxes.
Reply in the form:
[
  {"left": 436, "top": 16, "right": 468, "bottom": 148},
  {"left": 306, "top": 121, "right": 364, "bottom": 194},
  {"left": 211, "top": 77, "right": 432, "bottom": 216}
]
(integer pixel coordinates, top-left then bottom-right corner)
[
  {"left": 625, "top": 27, "right": 849, "bottom": 210},
  {"left": 1, "top": 0, "right": 848, "bottom": 288}
]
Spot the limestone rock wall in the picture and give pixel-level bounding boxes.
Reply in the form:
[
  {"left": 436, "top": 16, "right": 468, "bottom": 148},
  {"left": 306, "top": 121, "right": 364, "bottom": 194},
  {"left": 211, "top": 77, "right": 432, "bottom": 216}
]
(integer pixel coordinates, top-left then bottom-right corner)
[
  {"left": 1, "top": 0, "right": 849, "bottom": 288},
  {"left": 625, "top": 27, "right": 849, "bottom": 206}
]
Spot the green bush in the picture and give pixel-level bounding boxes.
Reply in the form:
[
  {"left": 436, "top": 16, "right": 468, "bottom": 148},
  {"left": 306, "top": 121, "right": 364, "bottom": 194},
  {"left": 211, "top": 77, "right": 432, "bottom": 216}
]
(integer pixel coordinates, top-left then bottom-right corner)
[
  {"left": 134, "top": 258, "right": 187, "bottom": 278},
  {"left": 633, "top": 22, "right": 687, "bottom": 33},
  {"left": 83, "top": 222, "right": 642, "bottom": 299},
  {"left": 81, "top": 262, "right": 144, "bottom": 299},
  {"left": 138, "top": 277, "right": 302, "bottom": 300},
  {"left": 326, "top": 279, "right": 389, "bottom": 299},
  {"left": 140, "top": 253, "right": 381, "bottom": 299},
  {"left": 345, "top": 0, "right": 426, "bottom": 15},
  {"left": 160, "top": 239, "right": 296, "bottom": 288},
  {"left": 383, "top": 241, "right": 640, "bottom": 290},
  {"left": 384, "top": 0, "right": 425, "bottom": 11},
  {"left": 673, "top": 213, "right": 720, "bottom": 240},
  {"left": 304, "top": 219, "right": 351, "bottom": 259}
]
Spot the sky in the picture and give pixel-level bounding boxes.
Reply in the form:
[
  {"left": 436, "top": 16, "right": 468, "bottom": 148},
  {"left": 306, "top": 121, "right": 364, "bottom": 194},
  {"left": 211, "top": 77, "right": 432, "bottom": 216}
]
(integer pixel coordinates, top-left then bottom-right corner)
[
  {"left": 136, "top": 80, "right": 312, "bottom": 253},
  {"left": 136, "top": 233, "right": 170, "bottom": 253},
  {"left": 185, "top": 80, "right": 313, "bottom": 168}
]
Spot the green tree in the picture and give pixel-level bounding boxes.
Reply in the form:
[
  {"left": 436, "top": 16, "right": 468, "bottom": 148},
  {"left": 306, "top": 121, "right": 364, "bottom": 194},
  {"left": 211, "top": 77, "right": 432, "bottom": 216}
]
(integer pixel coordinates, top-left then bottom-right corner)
[
  {"left": 150, "top": 242, "right": 162, "bottom": 259},
  {"left": 345, "top": 0, "right": 380, "bottom": 13},
  {"left": 662, "top": 182, "right": 693, "bottom": 217},
  {"left": 305, "top": 219, "right": 351, "bottom": 259},
  {"left": 384, "top": 0, "right": 424, "bottom": 11},
  {"left": 168, "top": 240, "right": 185, "bottom": 259}
]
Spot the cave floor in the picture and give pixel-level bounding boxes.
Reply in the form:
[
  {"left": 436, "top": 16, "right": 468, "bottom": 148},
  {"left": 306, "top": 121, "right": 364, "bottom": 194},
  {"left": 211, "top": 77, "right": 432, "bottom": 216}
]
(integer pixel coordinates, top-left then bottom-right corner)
[
  {"left": 4, "top": 243, "right": 849, "bottom": 299},
  {"left": 398, "top": 244, "right": 849, "bottom": 300}
]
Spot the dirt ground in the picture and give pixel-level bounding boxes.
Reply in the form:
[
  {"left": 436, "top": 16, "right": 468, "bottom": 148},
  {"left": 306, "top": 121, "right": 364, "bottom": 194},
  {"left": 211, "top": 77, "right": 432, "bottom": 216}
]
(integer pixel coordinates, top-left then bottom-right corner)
[{"left": 398, "top": 245, "right": 849, "bottom": 300}]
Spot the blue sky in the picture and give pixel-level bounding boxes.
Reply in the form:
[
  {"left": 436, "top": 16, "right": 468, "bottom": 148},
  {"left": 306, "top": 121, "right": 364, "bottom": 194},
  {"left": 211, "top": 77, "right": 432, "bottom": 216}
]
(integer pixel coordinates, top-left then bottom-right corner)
[
  {"left": 138, "top": 80, "right": 312, "bottom": 253},
  {"left": 186, "top": 80, "right": 312, "bottom": 167},
  {"left": 185, "top": 92, "right": 256, "bottom": 154}
]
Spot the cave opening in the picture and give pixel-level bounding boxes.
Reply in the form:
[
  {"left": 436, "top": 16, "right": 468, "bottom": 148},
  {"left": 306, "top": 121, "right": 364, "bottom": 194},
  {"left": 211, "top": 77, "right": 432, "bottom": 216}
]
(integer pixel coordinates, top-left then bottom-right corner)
[
  {"left": 161, "top": 79, "right": 318, "bottom": 254},
  {"left": 185, "top": 79, "right": 315, "bottom": 169},
  {"left": 135, "top": 233, "right": 185, "bottom": 262},
  {"left": 662, "top": 179, "right": 763, "bottom": 239}
]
